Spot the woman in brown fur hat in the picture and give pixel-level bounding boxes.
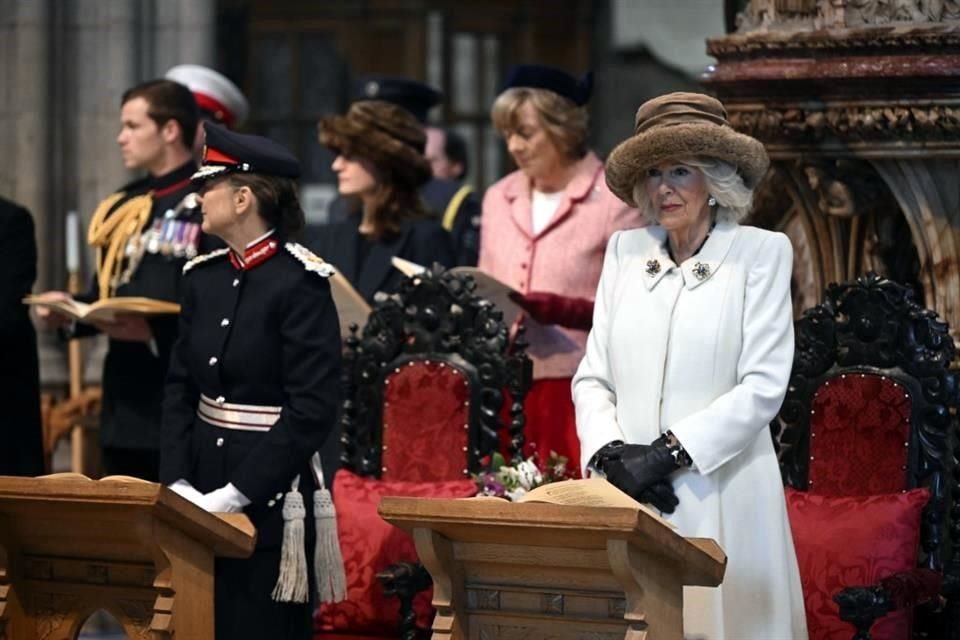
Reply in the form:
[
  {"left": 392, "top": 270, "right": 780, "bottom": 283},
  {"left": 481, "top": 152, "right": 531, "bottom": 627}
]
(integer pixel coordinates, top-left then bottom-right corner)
[
  {"left": 307, "top": 100, "right": 454, "bottom": 303},
  {"left": 574, "top": 92, "right": 807, "bottom": 639}
]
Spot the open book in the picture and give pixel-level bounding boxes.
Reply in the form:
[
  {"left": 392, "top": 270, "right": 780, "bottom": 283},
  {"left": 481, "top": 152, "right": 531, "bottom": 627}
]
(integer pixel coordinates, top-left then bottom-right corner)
[
  {"left": 391, "top": 256, "right": 522, "bottom": 323},
  {"left": 512, "top": 478, "right": 675, "bottom": 528},
  {"left": 329, "top": 271, "right": 372, "bottom": 337},
  {"left": 23, "top": 295, "right": 179, "bottom": 324}
]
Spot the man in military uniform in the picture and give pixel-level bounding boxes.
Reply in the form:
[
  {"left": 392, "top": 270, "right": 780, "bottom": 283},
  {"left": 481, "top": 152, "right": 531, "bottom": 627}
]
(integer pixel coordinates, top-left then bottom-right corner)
[
  {"left": 36, "top": 79, "right": 219, "bottom": 481},
  {"left": 324, "top": 76, "right": 481, "bottom": 266}
]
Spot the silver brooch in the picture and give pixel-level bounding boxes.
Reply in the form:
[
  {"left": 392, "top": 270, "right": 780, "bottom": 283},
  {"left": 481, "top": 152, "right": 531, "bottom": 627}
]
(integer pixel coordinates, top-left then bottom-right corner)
[
  {"left": 645, "top": 259, "right": 661, "bottom": 277},
  {"left": 693, "top": 262, "right": 710, "bottom": 280}
]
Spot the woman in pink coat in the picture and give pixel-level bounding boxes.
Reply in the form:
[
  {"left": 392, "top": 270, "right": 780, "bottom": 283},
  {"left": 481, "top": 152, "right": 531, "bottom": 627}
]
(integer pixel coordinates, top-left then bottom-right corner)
[{"left": 479, "top": 64, "right": 643, "bottom": 469}]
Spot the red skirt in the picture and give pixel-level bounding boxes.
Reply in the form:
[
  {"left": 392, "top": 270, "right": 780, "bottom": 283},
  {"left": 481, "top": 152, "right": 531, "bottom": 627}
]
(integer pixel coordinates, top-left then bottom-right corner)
[{"left": 501, "top": 378, "right": 581, "bottom": 477}]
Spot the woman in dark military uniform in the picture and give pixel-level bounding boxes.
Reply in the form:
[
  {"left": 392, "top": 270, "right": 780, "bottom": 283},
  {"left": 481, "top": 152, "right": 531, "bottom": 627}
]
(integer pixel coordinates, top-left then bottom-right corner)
[
  {"left": 306, "top": 99, "right": 454, "bottom": 303},
  {"left": 160, "top": 123, "right": 343, "bottom": 640}
]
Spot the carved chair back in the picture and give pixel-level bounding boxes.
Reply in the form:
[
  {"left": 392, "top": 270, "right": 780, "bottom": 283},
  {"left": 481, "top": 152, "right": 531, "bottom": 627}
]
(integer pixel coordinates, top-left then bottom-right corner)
[
  {"left": 772, "top": 273, "right": 959, "bottom": 639},
  {"left": 339, "top": 266, "right": 531, "bottom": 481},
  {"left": 774, "top": 273, "right": 957, "bottom": 564}
]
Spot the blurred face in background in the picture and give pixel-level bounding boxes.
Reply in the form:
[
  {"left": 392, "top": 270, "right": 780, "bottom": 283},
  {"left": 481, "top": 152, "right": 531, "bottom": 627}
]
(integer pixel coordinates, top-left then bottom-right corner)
[
  {"left": 425, "top": 127, "right": 461, "bottom": 180},
  {"left": 332, "top": 152, "right": 378, "bottom": 198},
  {"left": 117, "top": 97, "right": 168, "bottom": 174},
  {"left": 502, "top": 101, "right": 566, "bottom": 187}
]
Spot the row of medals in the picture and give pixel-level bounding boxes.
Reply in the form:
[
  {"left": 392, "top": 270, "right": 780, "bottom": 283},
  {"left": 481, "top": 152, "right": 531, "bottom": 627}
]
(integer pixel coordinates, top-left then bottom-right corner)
[{"left": 119, "top": 195, "right": 201, "bottom": 286}]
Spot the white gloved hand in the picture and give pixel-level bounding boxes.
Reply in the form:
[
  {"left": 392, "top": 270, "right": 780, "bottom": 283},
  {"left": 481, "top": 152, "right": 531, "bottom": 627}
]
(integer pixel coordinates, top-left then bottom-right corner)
[
  {"left": 196, "top": 483, "right": 251, "bottom": 513},
  {"left": 169, "top": 479, "right": 205, "bottom": 506}
]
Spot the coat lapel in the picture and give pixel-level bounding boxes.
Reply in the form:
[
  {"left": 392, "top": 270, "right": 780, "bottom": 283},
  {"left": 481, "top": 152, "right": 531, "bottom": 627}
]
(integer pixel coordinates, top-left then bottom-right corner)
[
  {"left": 536, "top": 153, "right": 603, "bottom": 239},
  {"left": 678, "top": 219, "right": 739, "bottom": 290},
  {"left": 641, "top": 226, "right": 672, "bottom": 291},
  {"left": 504, "top": 172, "right": 534, "bottom": 239}
]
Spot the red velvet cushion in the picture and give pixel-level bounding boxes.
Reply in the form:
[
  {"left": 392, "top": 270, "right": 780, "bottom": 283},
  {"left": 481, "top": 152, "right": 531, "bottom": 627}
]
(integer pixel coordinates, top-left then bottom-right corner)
[
  {"left": 808, "top": 373, "right": 911, "bottom": 496},
  {"left": 381, "top": 360, "right": 470, "bottom": 482},
  {"left": 786, "top": 488, "right": 929, "bottom": 640},
  {"left": 316, "top": 470, "right": 477, "bottom": 634}
]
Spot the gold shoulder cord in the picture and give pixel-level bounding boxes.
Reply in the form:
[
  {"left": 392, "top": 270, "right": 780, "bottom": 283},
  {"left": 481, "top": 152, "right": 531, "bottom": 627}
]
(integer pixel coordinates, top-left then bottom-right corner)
[
  {"left": 87, "top": 192, "right": 153, "bottom": 300},
  {"left": 442, "top": 184, "right": 474, "bottom": 232}
]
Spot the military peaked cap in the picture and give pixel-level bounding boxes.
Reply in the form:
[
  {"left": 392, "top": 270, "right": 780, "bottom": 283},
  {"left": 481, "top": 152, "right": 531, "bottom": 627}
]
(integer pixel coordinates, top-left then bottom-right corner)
[
  {"left": 352, "top": 75, "right": 442, "bottom": 123},
  {"left": 192, "top": 123, "right": 300, "bottom": 183}
]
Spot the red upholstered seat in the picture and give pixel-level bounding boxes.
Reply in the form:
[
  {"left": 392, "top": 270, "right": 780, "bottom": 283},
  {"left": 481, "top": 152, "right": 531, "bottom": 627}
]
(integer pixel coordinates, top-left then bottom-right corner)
[
  {"left": 317, "top": 470, "right": 476, "bottom": 635},
  {"left": 787, "top": 488, "right": 929, "bottom": 640}
]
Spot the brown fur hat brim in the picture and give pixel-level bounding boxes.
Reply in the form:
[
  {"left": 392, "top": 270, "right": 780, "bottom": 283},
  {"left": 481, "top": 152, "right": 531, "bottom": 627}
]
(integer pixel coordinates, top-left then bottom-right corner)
[
  {"left": 605, "top": 121, "right": 769, "bottom": 208},
  {"left": 318, "top": 100, "right": 432, "bottom": 190}
]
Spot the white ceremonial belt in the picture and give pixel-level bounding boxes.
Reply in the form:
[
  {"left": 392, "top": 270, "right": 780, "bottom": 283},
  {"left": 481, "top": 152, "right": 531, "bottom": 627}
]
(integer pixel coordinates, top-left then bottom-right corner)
[{"left": 197, "top": 394, "right": 281, "bottom": 432}]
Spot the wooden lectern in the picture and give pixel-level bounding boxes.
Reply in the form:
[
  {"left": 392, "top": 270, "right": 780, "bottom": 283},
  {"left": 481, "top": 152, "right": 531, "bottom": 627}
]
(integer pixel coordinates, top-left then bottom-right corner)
[
  {"left": 0, "top": 474, "right": 255, "bottom": 639},
  {"left": 380, "top": 497, "right": 726, "bottom": 640}
]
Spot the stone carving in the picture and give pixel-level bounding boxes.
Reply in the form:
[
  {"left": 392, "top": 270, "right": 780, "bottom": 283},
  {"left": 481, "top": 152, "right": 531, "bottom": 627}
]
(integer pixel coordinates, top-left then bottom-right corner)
[
  {"left": 727, "top": 104, "right": 960, "bottom": 145},
  {"left": 736, "top": 0, "right": 960, "bottom": 32}
]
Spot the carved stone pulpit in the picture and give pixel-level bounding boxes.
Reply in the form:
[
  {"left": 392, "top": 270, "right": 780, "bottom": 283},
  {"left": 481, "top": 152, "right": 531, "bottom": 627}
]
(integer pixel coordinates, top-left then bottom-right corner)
[
  {"left": 709, "top": 1, "right": 960, "bottom": 338},
  {"left": 0, "top": 474, "right": 255, "bottom": 639}
]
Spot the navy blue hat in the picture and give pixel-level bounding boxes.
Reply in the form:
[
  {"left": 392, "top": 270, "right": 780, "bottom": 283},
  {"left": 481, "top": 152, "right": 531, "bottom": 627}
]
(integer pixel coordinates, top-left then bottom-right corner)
[
  {"left": 501, "top": 64, "right": 594, "bottom": 106},
  {"left": 352, "top": 75, "right": 442, "bottom": 123},
  {"left": 192, "top": 123, "right": 300, "bottom": 183}
]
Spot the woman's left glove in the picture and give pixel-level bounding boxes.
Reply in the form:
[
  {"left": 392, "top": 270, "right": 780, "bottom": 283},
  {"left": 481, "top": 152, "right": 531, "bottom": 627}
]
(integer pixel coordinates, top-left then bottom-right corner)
[
  {"left": 509, "top": 291, "right": 593, "bottom": 331},
  {"left": 196, "top": 483, "right": 251, "bottom": 513},
  {"left": 605, "top": 437, "right": 680, "bottom": 501}
]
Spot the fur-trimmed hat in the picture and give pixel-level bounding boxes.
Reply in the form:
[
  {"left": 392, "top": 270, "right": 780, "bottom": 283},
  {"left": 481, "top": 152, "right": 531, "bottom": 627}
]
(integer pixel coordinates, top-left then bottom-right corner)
[
  {"left": 605, "top": 92, "right": 769, "bottom": 207},
  {"left": 317, "top": 100, "right": 432, "bottom": 189}
]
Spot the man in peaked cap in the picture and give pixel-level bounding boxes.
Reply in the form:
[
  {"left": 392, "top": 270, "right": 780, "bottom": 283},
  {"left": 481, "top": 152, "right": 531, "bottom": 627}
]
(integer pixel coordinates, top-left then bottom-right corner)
[
  {"left": 165, "top": 64, "right": 250, "bottom": 157},
  {"left": 34, "top": 79, "right": 222, "bottom": 481},
  {"left": 324, "top": 75, "right": 481, "bottom": 266}
]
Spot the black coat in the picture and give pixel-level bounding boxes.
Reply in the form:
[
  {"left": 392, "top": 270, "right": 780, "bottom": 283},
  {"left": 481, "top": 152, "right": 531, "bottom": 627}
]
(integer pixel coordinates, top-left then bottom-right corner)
[
  {"left": 0, "top": 198, "right": 43, "bottom": 476},
  {"left": 420, "top": 177, "right": 481, "bottom": 267},
  {"left": 160, "top": 238, "right": 341, "bottom": 550},
  {"left": 303, "top": 215, "right": 455, "bottom": 303},
  {"left": 74, "top": 161, "right": 222, "bottom": 452}
]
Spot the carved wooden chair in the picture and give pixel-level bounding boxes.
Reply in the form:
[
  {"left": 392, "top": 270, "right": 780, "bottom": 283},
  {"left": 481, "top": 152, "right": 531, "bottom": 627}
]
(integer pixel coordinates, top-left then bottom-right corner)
[
  {"left": 772, "top": 272, "right": 960, "bottom": 640},
  {"left": 315, "top": 265, "right": 531, "bottom": 640}
]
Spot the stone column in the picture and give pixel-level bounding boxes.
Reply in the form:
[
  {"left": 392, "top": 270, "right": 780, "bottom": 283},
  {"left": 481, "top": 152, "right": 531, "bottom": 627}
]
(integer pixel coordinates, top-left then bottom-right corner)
[{"left": 1, "top": 0, "right": 217, "bottom": 386}]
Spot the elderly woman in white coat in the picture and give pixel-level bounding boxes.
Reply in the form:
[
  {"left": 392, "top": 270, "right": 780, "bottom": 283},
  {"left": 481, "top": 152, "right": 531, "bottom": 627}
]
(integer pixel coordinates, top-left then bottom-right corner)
[{"left": 573, "top": 92, "right": 808, "bottom": 640}]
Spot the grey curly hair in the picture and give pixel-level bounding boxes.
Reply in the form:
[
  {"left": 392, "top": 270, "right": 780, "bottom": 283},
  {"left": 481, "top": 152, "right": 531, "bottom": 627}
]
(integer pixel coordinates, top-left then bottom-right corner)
[{"left": 632, "top": 157, "right": 755, "bottom": 225}]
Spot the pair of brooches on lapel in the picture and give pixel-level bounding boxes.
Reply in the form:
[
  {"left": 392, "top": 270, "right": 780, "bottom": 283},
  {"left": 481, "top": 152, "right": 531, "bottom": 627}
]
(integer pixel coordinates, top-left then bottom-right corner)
[{"left": 645, "top": 259, "right": 711, "bottom": 281}]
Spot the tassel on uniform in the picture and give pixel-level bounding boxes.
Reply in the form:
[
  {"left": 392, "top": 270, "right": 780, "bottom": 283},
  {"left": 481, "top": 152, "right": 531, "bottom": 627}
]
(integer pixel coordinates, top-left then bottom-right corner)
[
  {"left": 311, "top": 452, "right": 347, "bottom": 603},
  {"left": 272, "top": 475, "right": 309, "bottom": 603}
]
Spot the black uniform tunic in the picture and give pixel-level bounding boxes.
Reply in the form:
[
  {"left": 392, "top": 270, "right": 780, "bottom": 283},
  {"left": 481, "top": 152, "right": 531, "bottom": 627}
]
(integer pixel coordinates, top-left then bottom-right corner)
[
  {"left": 160, "top": 235, "right": 341, "bottom": 640},
  {"left": 75, "top": 160, "right": 222, "bottom": 478}
]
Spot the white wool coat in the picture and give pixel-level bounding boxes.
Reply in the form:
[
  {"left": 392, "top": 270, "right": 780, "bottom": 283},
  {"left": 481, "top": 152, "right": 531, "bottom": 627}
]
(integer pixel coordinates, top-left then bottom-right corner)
[{"left": 573, "top": 220, "right": 808, "bottom": 640}]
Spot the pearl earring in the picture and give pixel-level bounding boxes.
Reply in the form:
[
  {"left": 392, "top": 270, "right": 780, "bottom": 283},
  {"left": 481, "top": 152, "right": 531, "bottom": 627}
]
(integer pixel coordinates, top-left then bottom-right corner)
[{"left": 708, "top": 195, "right": 717, "bottom": 207}]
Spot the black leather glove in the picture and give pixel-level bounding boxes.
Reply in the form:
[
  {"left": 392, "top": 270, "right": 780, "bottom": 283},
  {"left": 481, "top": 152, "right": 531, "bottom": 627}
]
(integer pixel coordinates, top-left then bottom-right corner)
[
  {"left": 605, "top": 437, "right": 679, "bottom": 499},
  {"left": 590, "top": 439, "right": 681, "bottom": 514},
  {"left": 639, "top": 479, "right": 680, "bottom": 514}
]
